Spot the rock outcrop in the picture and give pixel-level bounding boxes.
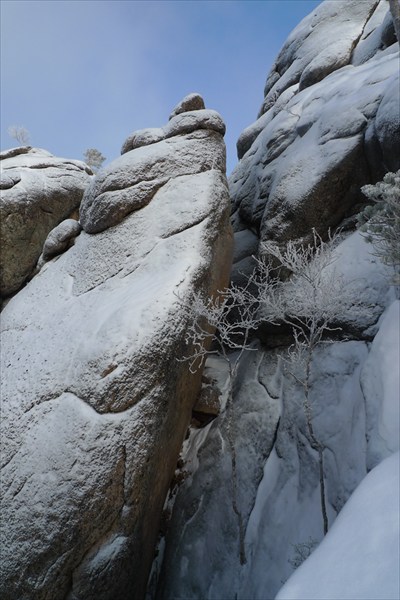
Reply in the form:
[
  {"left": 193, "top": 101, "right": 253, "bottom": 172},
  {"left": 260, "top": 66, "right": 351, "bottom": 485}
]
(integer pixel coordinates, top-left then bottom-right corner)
[
  {"left": 0, "top": 97, "right": 233, "bottom": 600},
  {"left": 156, "top": 232, "right": 397, "bottom": 600},
  {"left": 0, "top": 147, "right": 92, "bottom": 298},
  {"left": 154, "top": 3, "right": 400, "bottom": 600},
  {"left": 82, "top": 107, "right": 225, "bottom": 234},
  {"left": 230, "top": 0, "right": 399, "bottom": 264}
]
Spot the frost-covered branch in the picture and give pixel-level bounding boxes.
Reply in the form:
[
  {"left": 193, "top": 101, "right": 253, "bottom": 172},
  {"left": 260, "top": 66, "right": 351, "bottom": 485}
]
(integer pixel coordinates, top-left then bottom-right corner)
[
  {"left": 257, "top": 229, "right": 355, "bottom": 351},
  {"left": 180, "top": 229, "right": 360, "bottom": 542},
  {"left": 179, "top": 271, "right": 261, "bottom": 376},
  {"left": 256, "top": 229, "right": 358, "bottom": 535},
  {"left": 7, "top": 125, "right": 30, "bottom": 146},
  {"left": 177, "top": 275, "right": 261, "bottom": 565},
  {"left": 358, "top": 170, "right": 400, "bottom": 284}
]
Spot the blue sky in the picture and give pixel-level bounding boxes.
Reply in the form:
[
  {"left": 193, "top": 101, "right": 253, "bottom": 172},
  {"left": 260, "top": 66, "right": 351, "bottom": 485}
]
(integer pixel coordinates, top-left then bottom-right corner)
[{"left": 1, "top": 0, "right": 321, "bottom": 174}]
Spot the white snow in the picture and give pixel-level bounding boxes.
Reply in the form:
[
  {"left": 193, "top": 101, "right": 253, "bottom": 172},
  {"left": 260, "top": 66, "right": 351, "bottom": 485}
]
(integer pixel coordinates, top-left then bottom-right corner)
[
  {"left": 1, "top": 170, "right": 227, "bottom": 418},
  {"left": 361, "top": 300, "right": 400, "bottom": 468},
  {"left": 276, "top": 451, "right": 400, "bottom": 600},
  {"left": 264, "top": 0, "right": 379, "bottom": 101}
]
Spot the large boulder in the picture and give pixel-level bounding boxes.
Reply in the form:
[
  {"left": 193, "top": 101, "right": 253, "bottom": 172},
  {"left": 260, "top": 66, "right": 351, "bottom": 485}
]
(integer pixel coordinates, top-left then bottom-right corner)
[
  {"left": 0, "top": 147, "right": 92, "bottom": 298},
  {"left": 0, "top": 98, "right": 233, "bottom": 600},
  {"left": 230, "top": 0, "right": 399, "bottom": 264}
]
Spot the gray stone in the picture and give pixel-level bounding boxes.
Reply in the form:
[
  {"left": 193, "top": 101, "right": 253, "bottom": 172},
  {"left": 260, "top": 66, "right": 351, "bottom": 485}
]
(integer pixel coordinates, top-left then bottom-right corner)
[
  {"left": 164, "top": 109, "right": 226, "bottom": 139},
  {"left": 351, "top": 3, "right": 396, "bottom": 66},
  {"left": 168, "top": 92, "right": 205, "bottom": 120},
  {"left": 0, "top": 106, "right": 233, "bottom": 600},
  {"left": 229, "top": 3, "right": 398, "bottom": 259},
  {"left": 42, "top": 219, "right": 82, "bottom": 261},
  {"left": 120, "top": 94, "right": 208, "bottom": 157},
  {"left": 0, "top": 145, "right": 32, "bottom": 160},
  {"left": 0, "top": 147, "right": 92, "bottom": 298},
  {"left": 81, "top": 121, "right": 226, "bottom": 234},
  {"left": 374, "top": 76, "right": 400, "bottom": 172},
  {"left": 120, "top": 127, "right": 165, "bottom": 155},
  {"left": 193, "top": 377, "right": 221, "bottom": 417},
  {"left": 259, "top": 0, "right": 378, "bottom": 116},
  {"left": 299, "top": 42, "right": 351, "bottom": 91},
  {"left": 157, "top": 349, "right": 282, "bottom": 600}
]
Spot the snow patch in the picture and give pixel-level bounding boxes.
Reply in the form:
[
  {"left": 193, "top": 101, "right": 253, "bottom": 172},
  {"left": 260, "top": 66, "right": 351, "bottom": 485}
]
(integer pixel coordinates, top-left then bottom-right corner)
[{"left": 276, "top": 451, "right": 400, "bottom": 600}]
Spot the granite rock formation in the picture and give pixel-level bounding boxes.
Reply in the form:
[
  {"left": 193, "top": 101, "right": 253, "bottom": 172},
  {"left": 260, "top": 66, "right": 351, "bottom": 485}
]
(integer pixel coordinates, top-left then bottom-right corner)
[
  {"left": 154, "top": 3, "right": 400, "bottom": 599},
  {"left": 0, "top": 147, "right": 92, "bottom": 298},
  {"left": 82, "top": 107, "right": 225, "bottom": 234},
  {"left": 230, "top": 0, "right": 399, "bottom": 266},
  {"left": 0, "top": 96, "right": 233, "bottom": 600}
]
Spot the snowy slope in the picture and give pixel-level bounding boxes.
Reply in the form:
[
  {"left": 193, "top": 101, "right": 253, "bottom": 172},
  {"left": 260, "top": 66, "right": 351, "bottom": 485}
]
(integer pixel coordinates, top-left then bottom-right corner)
[{"left": 276, "top": 451, "right": 400, "bottom": 600}]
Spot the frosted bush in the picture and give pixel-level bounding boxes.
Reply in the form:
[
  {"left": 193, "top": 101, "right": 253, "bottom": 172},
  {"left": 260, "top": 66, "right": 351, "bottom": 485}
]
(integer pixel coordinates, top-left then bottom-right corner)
[{"left": 358, "top": 170, "right": 400, "bottom": 283}]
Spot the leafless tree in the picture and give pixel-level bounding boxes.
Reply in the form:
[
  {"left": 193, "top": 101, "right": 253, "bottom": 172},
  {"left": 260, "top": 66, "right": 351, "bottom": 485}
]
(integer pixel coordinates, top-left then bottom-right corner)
[
  {"left": 182, "top": 230, "right": 359, "bottom": 543},
  {"left": 257, "top": 230, "right": 359, "bottom": 535},
  {"left": 83, "top": 148, "right": 106, "bottom": 172},
  {"left": 179, "top": 275, "right": 261, "bottom": 564},
  {"left": 7, "top": 125, "right": 30, "bottom": 146}
]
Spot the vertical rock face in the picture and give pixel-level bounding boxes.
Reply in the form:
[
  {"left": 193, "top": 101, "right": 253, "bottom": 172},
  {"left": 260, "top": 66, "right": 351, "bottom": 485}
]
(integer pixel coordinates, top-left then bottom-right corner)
[
  {"left": 155, "top": 3, "right": 399, "bottom": 600},
  {"left": 0, "top": 98, "right": 233, "bottom": 600},
  {"left": 0, "top": 147, "right": 92, "bottom": 299},
  {"left": 230, "top": 0, "right": 399, "bottom": 261}
]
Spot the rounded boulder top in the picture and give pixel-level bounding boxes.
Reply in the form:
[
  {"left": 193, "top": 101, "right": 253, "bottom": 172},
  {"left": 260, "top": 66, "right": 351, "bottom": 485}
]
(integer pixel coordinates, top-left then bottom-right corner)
[{"left": 169, "top": 93, "right": 205, "bottom": 120}]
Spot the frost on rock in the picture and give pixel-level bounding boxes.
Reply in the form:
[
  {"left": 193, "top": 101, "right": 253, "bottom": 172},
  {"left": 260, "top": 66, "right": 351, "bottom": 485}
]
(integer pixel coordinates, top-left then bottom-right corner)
[
  {"left": 0, "top": 97, "right": 233, "bottom": 600},
  {"left": 230, "top": 0, "right": 399, "bottom": 271},
  {"left": 157, "top": 340, "right": 371, "bottom": 600},
  {"left": 83, "top": 102, "right": 226, "bottom": 233},
  {"left": 0, "top": 147, "right": 92, "bottom": 298},
  {"left": 259, "top": 0, "right": 380, "bottom": 114},
  {"left": 157, "top": 348, "right": 282, "bottom": 600}
]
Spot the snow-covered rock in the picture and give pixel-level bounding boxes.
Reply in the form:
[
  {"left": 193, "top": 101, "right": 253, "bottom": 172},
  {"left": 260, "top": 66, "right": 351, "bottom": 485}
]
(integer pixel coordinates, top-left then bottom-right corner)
[
  {"left": 276, "top": 451, "right": 400, "bottom": 600},
  {"left": 83, "top": 100, "right": 226, "bottom": 234},
  {"left": 361, "top": 300, "right": 400, "bottom": 470},
  {"left": 0, "top": 101, "right": 233, "bottom": 600},
  {"left": 230, "top": 0, "right": 399, "bottom": 261},
  {"left": 169, "top": 92, "right": 205, "bottom": 120},
  {"left": 156, "top": 264, "right": 397, "bottom": 599},
  {"left": 0, "top": 147, "right": 91, "bottom": 298},
  {"left": 154, "top": 4, "right": 400, "bottom": 599},
  {"left": 156, "top": 339, "right": 372, "bottom": 600},
  {"left": 120, "top": 93, "right": 221, "bottom": 156},
  {"left": 41, "top": 218, "right": 82, "bottom": 261},
  {"left": 259, "top": 1, "right": 381, "bottom": 114}
]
